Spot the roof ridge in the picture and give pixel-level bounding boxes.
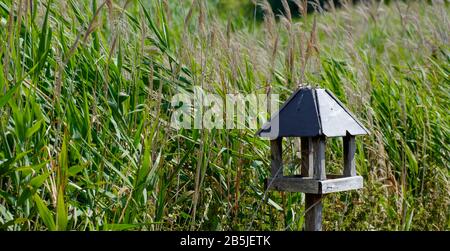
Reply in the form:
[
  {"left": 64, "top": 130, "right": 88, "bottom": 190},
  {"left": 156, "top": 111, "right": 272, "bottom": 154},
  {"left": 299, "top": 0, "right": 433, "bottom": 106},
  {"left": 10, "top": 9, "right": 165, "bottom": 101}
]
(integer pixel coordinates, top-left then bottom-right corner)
[{"left": 313, "top": 88, "right": 323, "bottom": 135}]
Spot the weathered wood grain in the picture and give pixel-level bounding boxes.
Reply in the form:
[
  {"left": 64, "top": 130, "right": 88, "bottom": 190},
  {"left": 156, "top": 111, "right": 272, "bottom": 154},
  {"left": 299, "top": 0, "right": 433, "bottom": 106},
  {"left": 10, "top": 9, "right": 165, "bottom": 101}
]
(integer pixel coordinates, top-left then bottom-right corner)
[
  {"left": 266, "top": 175, "right": 363, "bottom": 194},
  {"left": 313, "top": 136, "right": 326, "bottom": 180},
  {"left": 305, "top": 194, "right": 322, "bottom": 231},
  {"left": 320, "top": 175, "right": 363, "bottom": 194},
  {"left": 270, "top": 138, "right": 283, "bottom": 178},
  {"left": 267, "top": 176, "right": 320, "bottom": 193},
  {"left": 343, "top": 135, "right": 356, "bottom": 177},
  {"left": 301, "top": 137, "right": 314, "bottom": 177}
]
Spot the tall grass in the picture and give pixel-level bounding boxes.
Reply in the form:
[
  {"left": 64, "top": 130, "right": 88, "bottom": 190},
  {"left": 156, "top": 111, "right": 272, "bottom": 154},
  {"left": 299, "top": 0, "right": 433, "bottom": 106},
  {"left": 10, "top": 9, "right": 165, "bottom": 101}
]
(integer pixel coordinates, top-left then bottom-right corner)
[{"left": 0, "top": 0, "right": 448, "bottom": 230}]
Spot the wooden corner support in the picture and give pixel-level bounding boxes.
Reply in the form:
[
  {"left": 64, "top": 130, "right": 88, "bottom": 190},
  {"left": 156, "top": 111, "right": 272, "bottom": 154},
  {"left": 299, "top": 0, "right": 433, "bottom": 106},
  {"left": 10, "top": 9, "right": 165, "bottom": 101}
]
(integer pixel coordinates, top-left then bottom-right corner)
[
  {"left": 270, "top": 138, "right": 283, "bottom": 178},
  {"left": 343, "top": 135, "right": 356, "bottom": 177},
  {"left": 301, "top": 137, "right": 313, "bottom": 177},
  {"left": 313, "top": 136, "right": 326, "bottom": 180}
]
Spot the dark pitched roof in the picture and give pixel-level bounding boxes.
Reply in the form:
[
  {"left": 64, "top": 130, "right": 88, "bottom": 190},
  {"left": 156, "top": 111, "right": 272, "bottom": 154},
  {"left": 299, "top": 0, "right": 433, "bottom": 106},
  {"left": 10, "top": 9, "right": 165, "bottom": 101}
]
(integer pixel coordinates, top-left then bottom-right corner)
[{"left": 257, "top": 87, "right": 369, "bottom": 138}]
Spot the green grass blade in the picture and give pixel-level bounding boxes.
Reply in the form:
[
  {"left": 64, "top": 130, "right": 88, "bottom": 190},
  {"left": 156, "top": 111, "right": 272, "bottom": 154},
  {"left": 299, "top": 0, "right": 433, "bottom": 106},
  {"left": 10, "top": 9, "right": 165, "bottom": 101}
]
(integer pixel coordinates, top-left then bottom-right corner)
[{"left": 33, "top": 194, "right": 56, "bottom": 231}]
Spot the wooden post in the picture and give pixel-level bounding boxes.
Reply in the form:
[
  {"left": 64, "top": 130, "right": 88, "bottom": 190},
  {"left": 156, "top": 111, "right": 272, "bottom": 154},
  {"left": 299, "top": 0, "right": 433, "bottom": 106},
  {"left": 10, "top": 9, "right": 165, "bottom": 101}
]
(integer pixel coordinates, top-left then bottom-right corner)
[
  {"left": 301, "top": 137, "right": 313, "bottom": 177},
  {"left": 305, "top": 136, "right": 326, "bottom": 231},
  {"left": 270, "top": 138, "right": 283, "bottom": 178},
  {"left": 343, "top": 135, "right": 356, "bottom": 177},
  {"left": 305, "top": 194, "right": 322, "bottom": 231}
]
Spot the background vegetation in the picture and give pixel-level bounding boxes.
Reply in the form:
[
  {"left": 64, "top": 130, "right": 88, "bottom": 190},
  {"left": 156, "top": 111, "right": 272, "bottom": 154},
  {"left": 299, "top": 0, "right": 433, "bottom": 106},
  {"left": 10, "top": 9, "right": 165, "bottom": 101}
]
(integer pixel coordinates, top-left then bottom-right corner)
[{"left": 0, "top": 0, "right": 448, "bottom": 230}]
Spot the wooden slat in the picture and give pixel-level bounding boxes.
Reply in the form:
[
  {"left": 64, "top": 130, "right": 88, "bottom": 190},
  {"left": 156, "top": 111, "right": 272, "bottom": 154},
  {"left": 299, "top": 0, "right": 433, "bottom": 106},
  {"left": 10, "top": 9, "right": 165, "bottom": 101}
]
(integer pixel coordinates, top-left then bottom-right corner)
[
  {"left": 305, "top": 194, "right": 322, "bottom": 231},
  {"left": 266, "top": 176, "right": 363, "bottom": 194},
  {"left": 270, "top": 138, "right": 283, "bottom": 178},
  {"left": 320, "top": 176, "right": 363, "bottom": 194},
  {"left": 301, "top": 137, "right": 314, "bottom": 177},
  {"left": 343, "top": 135, "right": 356, "bottom": 177},
  {"left": 267, "top": 177, "right": 320, "bottom": 194},
  {"left": 313, "top": 136, "right": 326, "bottom": 180}
]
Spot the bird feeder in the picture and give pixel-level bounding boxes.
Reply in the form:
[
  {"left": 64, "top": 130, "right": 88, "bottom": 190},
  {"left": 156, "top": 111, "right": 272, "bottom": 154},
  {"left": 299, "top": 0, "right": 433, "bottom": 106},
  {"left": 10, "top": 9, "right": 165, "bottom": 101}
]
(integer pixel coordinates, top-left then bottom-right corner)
[{"left": 257, "top": 86, "right": 369, "bottom": 231}]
